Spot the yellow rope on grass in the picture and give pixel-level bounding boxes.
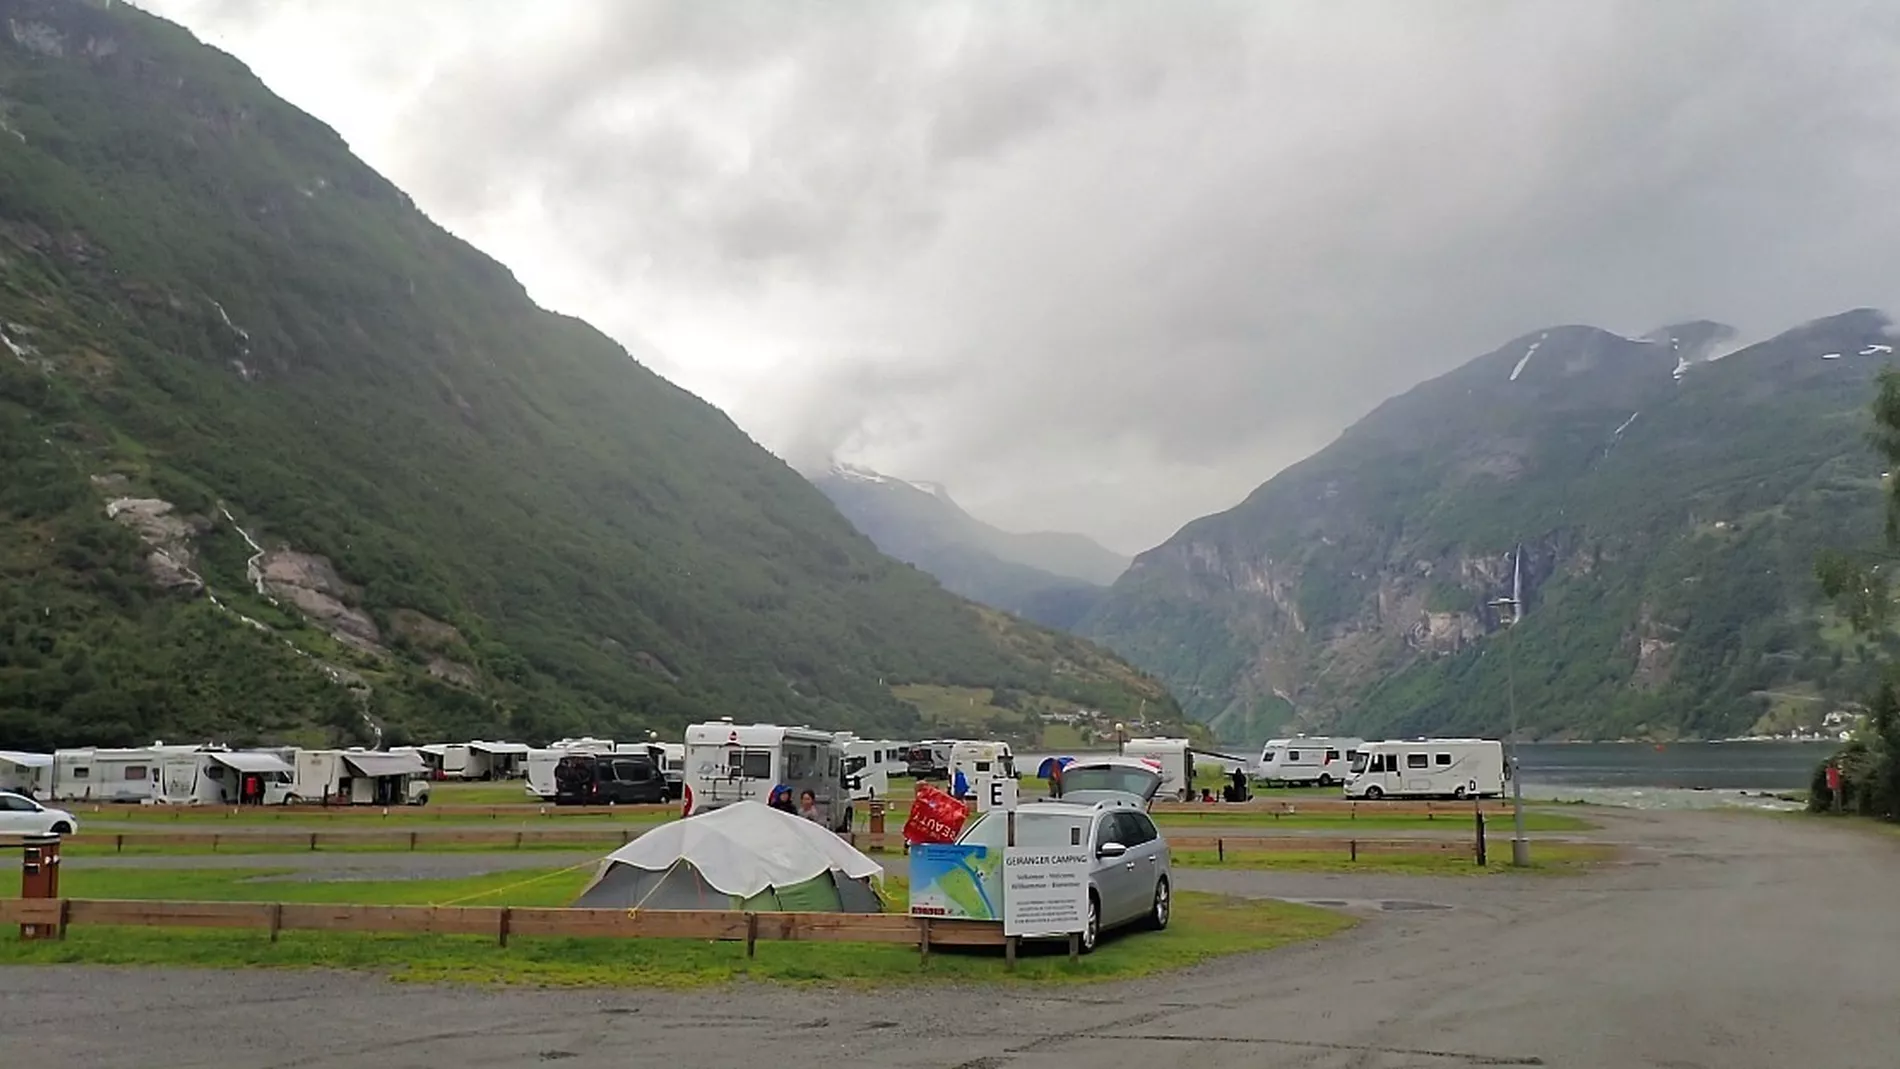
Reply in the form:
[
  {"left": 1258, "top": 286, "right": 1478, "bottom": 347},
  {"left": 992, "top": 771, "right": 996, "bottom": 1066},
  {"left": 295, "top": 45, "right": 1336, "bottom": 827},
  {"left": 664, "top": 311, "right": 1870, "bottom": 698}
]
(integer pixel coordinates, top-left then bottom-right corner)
[{"left": 430, "top": 859, "right": 596, "bottom": 907}]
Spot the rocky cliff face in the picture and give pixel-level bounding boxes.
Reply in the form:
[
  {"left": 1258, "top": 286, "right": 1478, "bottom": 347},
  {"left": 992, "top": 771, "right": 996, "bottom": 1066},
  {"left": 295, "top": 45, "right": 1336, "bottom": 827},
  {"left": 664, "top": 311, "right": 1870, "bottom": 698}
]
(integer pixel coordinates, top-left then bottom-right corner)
[{"left": 1085, "top": 311, "right": 1897, "bottom": 743}]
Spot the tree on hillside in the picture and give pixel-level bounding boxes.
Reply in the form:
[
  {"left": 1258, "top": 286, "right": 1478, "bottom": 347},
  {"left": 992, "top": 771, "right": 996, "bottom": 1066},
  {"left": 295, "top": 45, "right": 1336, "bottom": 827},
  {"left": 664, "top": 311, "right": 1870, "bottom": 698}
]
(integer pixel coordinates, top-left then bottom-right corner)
[{"left": 1814, "top": 368, "right": 1900, "bottom": 819}]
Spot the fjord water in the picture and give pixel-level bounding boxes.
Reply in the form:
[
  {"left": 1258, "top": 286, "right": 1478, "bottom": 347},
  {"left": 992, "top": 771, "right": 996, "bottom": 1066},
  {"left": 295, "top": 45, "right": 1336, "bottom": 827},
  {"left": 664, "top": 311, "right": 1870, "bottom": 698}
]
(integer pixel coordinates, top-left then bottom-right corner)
[{"left": 1515, "top": 740, "right": 1834, "bottom": 808}]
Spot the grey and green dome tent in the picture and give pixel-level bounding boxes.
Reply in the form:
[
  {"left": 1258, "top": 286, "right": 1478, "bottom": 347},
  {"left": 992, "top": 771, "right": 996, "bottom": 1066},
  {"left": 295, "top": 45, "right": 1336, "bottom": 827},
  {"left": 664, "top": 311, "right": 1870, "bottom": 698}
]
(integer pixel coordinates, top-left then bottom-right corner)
[{"left": 572, "top": 799, "right": 885, "bottom": 912}]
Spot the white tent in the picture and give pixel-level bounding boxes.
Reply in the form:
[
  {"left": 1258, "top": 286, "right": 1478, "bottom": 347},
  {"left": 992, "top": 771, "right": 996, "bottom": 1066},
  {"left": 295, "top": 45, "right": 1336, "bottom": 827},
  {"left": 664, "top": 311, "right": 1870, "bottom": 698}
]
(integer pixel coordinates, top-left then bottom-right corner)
[{"left": 574, "top": 800, "right": 885, "bottom": 912}]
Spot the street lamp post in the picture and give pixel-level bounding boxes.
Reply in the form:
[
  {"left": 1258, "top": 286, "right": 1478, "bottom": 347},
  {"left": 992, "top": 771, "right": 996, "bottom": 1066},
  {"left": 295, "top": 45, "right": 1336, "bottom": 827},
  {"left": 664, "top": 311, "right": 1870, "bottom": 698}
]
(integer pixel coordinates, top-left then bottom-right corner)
[{"left": 1490, "top": 595, "right": 1531, "bottom": 867}]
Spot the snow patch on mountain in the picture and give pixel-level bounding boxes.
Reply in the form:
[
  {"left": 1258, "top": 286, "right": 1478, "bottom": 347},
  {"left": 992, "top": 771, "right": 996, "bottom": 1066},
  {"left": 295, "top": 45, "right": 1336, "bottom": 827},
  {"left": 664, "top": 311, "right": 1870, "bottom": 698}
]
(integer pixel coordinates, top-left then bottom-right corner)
[
  {"left": 830, "top": 462, "right": 948, "bottom": 498},
  {"left": 1509, "top": 333, "right": 1546, "bottom": 382}
]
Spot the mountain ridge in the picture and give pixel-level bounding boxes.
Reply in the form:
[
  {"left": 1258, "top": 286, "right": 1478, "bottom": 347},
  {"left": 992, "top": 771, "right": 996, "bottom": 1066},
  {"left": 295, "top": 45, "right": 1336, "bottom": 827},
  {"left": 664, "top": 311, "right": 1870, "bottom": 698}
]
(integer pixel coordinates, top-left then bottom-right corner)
[
  {"left": 1085, "top": 308, "right": 1895, "bottom": 744},
  {"left": 810, "top": 462, "right": 1128, "bottom": 630},
  {"left": 0, "top": 0, "right": 1183, "bottom": 750}
]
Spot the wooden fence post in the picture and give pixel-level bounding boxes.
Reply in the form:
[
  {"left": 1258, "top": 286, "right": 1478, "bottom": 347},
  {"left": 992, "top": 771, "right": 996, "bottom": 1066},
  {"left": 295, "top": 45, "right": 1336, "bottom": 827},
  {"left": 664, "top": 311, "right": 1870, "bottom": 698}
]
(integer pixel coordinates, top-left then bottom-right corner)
[
  {"left": 269, "top": 902, "right": 283, "bottom": 943},
  {"left": 1068, "top": 932, "right": 1080, "bottom": 963},
  {"left": 308, "top": 833, "right": 318, "bottom": 852},
  {"left": 56, "top": 899, "right": 70, "bottom": 940},
  {"left": 498, "top": 907, "right": 512, "bottom": 947},
  {"left": 1005, "top": 934, "right": 1018, "bottom": 971},
  {"left": 1475, "top": 810, "right": 1487, "bottom": 867},
  {"left": 918, "top": 916, "right": 931, "bottom": 965},
  {"left": 746, "top": 912, "right": 759, "bottom": 958},
  {"left": 1349, "top": 839, "right": 1358, "bottom": 863},
  {"left": 1217, "top": 837, "right": 1225, "bottom": 863}
]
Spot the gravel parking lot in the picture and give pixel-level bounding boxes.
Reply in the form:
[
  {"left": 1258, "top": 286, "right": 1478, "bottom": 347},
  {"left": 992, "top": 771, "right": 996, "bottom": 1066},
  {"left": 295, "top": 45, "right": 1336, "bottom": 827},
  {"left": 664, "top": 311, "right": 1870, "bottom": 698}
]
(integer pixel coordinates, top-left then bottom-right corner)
[{"left": 8, "top": 808, "right": 1895, "bottom": 1068}]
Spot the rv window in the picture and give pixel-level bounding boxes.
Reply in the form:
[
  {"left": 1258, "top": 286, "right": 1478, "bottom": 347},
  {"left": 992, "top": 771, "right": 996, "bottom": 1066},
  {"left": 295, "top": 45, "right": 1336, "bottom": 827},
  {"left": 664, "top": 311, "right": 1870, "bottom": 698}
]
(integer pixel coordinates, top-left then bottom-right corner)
[
  {"left": 736, "top": 750, "right": 772, "bottom": 780},
  {"left": 1286, "top": 750, "right": 1300, "bottom": 762},
  {"left": 784, "top": 745, "right": 818, "bottom": 780},
  {"left": 1435, "top": 753, "right": 1452, "bottom": 766},
  {"left": 975, "top": 760, "right": 991, "bottom": 772},
  {"left": 206, "top": 765, "right": 226, "bottom": 780},
  {"left": 845, "top": 756, "right": 868, "bottom": 775},
  {"left": 1260, "top": 750, "right": 1278, "bottom": 763},
  {"left": 1326, "top": 749, "right": 1340, "bottom": 761},
  {"left": 71, "top": 767, "right": 90, "bottom": 779},
  {"left": 617, "top": 761, "right": 654, "bottom": 782},
  {"left": 123, "top": 765, "right": 148, "bottom": 780},
  {"left": 1406, "top": 754, "right": 1430, "bottom": 770}
]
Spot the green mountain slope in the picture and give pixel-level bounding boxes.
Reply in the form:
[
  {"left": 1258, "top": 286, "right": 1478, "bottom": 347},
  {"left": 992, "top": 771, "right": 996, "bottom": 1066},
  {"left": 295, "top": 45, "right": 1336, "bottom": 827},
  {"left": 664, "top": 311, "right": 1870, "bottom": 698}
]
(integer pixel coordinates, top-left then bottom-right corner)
[
  {"left": 811, "top": 463, "right": 1125, "bottom": 629},
  {"left": 0, "top": 0, "right": 1181, "bottom": 750},
  {"left": 1084, "top": 312, "right": 1895, "bottom": 743}
]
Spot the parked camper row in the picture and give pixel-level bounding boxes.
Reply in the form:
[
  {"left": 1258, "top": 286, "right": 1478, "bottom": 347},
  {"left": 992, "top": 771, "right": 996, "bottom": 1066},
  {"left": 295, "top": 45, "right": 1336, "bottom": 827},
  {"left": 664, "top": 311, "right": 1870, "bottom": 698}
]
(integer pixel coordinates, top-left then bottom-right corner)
[{"left": 0, "top": 745, "right": 434, "bottom": 807}]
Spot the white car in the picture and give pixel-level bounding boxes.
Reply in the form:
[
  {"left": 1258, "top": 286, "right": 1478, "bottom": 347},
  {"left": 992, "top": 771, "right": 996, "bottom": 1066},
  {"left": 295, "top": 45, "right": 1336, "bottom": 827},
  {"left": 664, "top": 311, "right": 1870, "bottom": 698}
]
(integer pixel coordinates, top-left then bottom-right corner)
[{"left": 0, "top": 791, "right": 79, "bottom": 837}]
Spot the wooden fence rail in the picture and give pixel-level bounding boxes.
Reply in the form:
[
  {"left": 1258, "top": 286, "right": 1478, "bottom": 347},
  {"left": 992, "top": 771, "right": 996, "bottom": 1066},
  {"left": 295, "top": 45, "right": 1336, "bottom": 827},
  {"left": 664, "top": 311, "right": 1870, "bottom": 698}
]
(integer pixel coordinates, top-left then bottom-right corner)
[
  {"left": 0, "top": 897, "right": 1005, "bottom": 955},
  {"left": 1166, "top": 835, "right": 1478, "bottom": 863}
]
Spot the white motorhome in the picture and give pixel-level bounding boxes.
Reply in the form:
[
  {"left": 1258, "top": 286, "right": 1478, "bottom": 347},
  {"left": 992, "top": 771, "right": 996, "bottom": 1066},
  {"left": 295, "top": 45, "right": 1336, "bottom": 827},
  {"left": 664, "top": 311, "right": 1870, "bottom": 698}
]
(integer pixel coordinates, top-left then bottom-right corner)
[
  {"left": 1122, "top": 737, "right": 1196, "bottom": 801},
  {"left": 523, "top": 739, "right": 618, "bottom": 800},
  {"left": 948, "top": 740, "right": 1015, "bottom": 797},
  {"left": 840, "top": 738, "right": 890, "bottom": 801},
  {"left": 292, "top": 749, "right": 431, "bottom": 806},
  {"left": 0, "top": 752, "right": 50, "bottom": 797},
  {"left": 683, "top": 722, "right": 851, "bottom": 832},
  {"left": 155, "top": 749, "right": 298, "bottom": 806},
  {"left": 1345, "top": 738, "right": 1506, "bottom": 800},
  {"left": 50, "top": 747, "right": 160, "bottom": 803},
  {"left": 1256, "top": 736, "right": 1365, "bottom": 787},
  {"left": 905, "top": 739, "right": 953, "bottom": 780}
]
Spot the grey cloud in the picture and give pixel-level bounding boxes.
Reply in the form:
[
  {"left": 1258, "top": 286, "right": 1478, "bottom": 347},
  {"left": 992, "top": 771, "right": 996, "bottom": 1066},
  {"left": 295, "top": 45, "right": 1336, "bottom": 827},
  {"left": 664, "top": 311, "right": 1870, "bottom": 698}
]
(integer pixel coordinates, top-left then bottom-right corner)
[{"left": 144, "top": 0, "right": 1900, "bottom": 550}]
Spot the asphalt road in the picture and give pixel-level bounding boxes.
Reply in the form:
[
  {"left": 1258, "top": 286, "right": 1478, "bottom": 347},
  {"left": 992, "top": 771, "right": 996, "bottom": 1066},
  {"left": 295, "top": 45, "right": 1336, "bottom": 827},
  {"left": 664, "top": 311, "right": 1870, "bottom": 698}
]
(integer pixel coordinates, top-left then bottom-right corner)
[{"left": 8, "top": 808, "right": 1897, "bottom": 1068}]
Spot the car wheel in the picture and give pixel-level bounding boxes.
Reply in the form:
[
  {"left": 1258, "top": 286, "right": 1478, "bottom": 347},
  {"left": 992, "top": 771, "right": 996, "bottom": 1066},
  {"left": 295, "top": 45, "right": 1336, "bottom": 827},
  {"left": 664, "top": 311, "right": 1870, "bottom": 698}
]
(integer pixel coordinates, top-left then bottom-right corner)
[
  {"left": 1148, "top": 878, "right": 1171, "bottom": 930},
  {"left": 50, "top": 821, "right": 73, "bottom": 836},
  {"left": 1453, "top": 785, "right": 1468, "bottom": 800},
  {"left": 1364, "top": 785, "right": 1384, "bottom": 800},
  {"left": 284, "top": 794, "right": 302, "bottom": 806},
  {"left": 1080, "top": 894, "right": 1101, "bottom": 954},
  {"left": 1317, "top": 774, "right": 1334, "bottom": 787}
]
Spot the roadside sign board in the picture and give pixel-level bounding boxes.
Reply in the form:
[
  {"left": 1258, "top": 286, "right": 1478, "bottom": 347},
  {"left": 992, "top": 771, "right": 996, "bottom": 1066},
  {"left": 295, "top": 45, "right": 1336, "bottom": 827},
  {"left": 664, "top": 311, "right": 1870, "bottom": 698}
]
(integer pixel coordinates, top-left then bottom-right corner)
[
  {"left": 977, "top": 776, "right": 1018, "bottom": 813},
  {"left": 909, "top": 843, "right": 1002, "bottom": 921},
  {"left": 1003, "top": 844, "right": 1090, "bottom": 937}
]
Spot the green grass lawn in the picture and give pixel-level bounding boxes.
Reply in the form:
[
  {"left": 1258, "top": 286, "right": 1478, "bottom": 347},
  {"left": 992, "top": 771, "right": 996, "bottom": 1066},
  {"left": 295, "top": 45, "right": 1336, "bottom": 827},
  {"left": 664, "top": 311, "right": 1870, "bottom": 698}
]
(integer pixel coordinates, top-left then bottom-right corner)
[
  {"left": 58, "top": 837, "right": 626, "bottom": 858},
  {"left": 72, "top": 806, "right": 668, "bottom": 826},
  {"left": 428, "top": 782, "right": 549, "bottom": 805},
  {"left": 1, "top": 866, "right": 1354, "bottom": 986},
  {"left": 1153, "top": 810, "right": 1593, "bottom": 832},
  {"left": 1171, "top": 841, "right": 1618, "bottom": 876}
]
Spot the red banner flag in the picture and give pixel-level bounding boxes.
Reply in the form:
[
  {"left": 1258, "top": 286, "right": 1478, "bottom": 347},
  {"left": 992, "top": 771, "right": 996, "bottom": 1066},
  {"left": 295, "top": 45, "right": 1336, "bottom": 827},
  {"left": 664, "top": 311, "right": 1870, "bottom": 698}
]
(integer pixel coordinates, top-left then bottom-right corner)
[{"left": 902, "top": 782, "right": 970, "bottom": 845}]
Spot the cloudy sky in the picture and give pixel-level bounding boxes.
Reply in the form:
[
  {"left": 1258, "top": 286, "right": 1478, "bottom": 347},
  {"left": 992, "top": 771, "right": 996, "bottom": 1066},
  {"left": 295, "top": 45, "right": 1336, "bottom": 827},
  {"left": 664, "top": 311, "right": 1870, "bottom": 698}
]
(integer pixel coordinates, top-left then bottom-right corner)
[{"left": 142, "top": 0, "right": 1900, "bottom": 553}]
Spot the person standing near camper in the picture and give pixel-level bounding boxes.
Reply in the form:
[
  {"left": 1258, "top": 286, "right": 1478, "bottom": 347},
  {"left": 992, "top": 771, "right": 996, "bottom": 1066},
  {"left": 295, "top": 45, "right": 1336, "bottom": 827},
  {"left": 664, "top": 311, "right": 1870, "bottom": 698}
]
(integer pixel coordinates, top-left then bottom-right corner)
[
  {"left": 951, "top": 768, "right": 969, "bottom": 800},
  {"left": 769, "top": 784, "right": 797, "bottom": 813},
  {"left": 1230, "top": 764, "right": 1249, "bottom": 803},
  {"left": 798, "top": 789, "right": 819, "bottom": 822}
]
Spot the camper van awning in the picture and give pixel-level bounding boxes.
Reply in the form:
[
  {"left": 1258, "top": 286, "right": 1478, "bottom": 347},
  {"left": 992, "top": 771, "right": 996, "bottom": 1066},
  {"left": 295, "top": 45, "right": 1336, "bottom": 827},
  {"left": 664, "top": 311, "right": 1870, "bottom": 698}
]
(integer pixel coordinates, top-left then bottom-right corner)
[
  {"left": 208, "top": 752, "right": 294, "bottom": 775},
  {"left": 0, "top": 751, "right": 53, "bottom": 769},
  {"left": 342, "top": 752, "right": 427, "bottom": 778},
  {"left": 469, "top": 742, "right": 530, "bottom": 756}
]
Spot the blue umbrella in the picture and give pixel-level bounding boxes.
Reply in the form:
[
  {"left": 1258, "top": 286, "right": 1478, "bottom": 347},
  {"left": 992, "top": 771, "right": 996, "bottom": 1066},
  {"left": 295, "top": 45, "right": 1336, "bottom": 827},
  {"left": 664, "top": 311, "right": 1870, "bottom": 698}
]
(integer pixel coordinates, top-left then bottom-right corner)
[{"left": 1037, "top": 756, "right": 1075, "bottom": 778}]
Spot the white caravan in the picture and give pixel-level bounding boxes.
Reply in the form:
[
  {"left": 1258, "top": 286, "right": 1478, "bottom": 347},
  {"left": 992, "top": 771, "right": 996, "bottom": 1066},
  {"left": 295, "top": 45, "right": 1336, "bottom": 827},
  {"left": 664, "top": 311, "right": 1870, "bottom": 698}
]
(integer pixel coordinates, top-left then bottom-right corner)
[
  {"left": 292, "top": 749, "right": 431, "bottom": 806},
  {"left": 1345, "top": 738, "right": 1506, "bottom": 800},
  {"left": 49, "top": 747, "right": 160, "bottom": 803},
  {"left": 0, "top": 752, "right": 50, "bottom": 796},
  {"left": 1256, "top": 737, "right": 1365, "bottom": 787},
  {"left": 1122, "top": 737, "right": 1196, "bottom": 801},
  {"left": 948, "top": 740, "right": 1015, "bottom": 797},
  {"left": 155, "top": 749, "right": 298, "bottom": 806},
  {"left": 840, "top": 738, "right": 890, "bottom": 801},
  {"left": 683, "top": 722, "right": 851, "bottom": 832},
  {"left": 523, "top": 739, "right": 617, "bottom": 800}
]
